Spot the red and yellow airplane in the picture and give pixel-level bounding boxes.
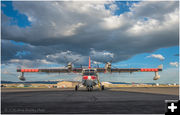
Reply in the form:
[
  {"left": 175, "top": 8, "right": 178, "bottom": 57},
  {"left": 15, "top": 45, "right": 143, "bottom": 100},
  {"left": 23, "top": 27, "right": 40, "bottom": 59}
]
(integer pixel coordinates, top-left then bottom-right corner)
[{"left": 17, "top": 57, "right": 163, "bottom": 91}]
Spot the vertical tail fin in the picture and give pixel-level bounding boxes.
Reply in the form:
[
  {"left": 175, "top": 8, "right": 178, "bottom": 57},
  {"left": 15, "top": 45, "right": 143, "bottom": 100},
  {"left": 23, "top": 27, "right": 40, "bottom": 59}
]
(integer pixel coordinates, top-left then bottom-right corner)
[{"left": 88, "top": 56, "right": 91, "bottom": 69}]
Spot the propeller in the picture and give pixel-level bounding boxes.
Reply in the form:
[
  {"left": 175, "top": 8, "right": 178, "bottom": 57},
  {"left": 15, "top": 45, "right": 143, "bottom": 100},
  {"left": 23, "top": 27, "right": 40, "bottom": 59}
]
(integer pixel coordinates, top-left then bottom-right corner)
[
  {"left": 71, "top": 58, "right": 79, "bottom": 64},
  {"left": 104, "top": 56, "right": 114, "bottom": 70},
  {"left": 64, "top": 56, "right": 79, "bottom": 66},
  {"left": 63, "top": 56, "right": 79, "bottom": 70}
]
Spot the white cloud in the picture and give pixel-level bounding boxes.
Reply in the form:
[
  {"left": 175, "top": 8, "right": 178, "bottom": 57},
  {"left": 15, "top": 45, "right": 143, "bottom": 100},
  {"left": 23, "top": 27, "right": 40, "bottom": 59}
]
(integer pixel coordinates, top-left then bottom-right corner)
[
  {"left": 93, "top": 61, "right": 102, "bottom": 65},
  {"left": 146, "top": 54, "right": 165, "bottom": 60},
  {"left": 1, "top": 70, "right": 16, "bottom": 76},
  {"left": 90, "top": 49, "right": 114, "bottom": 62},
  {"left": 103, "top": 52, "right": 114, "bottom": 58},
  {"left": 63, "top": 22, "right": 85, "bottom": 36},
  {"left": 46, "top": 50, "right": 87, "bottom": 65},
  {"left": 170, "top": 62, "right": 178, "bottom": 67},
  {"left": 9, "top": 59, "right": 54, "bottom": 68}
]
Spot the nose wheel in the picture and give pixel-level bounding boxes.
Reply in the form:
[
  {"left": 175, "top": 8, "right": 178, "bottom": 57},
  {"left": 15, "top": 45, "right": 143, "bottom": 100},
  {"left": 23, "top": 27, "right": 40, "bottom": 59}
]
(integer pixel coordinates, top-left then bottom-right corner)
[{"left": 87, "top": 86, "right": 93, "bottom": 91}]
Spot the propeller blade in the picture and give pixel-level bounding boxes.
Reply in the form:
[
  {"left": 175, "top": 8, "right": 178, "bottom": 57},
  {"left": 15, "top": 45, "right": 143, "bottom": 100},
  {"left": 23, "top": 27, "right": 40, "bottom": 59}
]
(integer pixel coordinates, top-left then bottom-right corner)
[
  {"left": 110, "top": 58, "right": 113, "bottom": 63},
  {"left": 64, "top": 56, "right": 68, "bottom": 63},
  {"left": 72, "top": 58, "right": 79, "bottom": 64}
]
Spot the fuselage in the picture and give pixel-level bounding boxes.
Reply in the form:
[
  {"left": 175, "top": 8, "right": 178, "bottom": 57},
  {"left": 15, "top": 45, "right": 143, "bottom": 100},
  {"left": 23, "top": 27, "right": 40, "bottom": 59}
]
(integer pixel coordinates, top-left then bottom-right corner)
[{"left": 82, "top": 69, "right": 98, "bottom": 88}]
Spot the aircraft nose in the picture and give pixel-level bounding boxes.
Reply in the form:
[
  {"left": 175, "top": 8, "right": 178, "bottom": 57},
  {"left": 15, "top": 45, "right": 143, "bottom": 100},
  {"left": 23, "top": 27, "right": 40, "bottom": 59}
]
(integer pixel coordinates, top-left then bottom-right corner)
[{"left": 88, "top": 76, "right": 91, "bottom": 80}]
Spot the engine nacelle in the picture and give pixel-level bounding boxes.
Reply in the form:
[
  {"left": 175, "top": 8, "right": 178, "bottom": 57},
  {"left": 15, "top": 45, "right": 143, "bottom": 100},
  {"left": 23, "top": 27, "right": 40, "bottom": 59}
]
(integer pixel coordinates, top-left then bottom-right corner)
[
  {"left": 18, "top": 72, "right": 25, "bottom": 81},
  {"left": 153, "top": 72, "right": 160, "bottom": 80},
  {"left": 67, "top": 62, "right": 73, "bottom": 71},
  {"left": 105, "top": 62, "right": 111, "bottom": 72}
]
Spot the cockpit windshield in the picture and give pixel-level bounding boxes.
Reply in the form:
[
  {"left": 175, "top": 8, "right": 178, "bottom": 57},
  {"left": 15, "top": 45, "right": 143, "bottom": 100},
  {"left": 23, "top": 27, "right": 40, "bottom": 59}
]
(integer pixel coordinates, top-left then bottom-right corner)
[
  {"left": 83, "top": 72, "right": 95, "bottom": 76},
  {"left": 83, "top": 69, "right": 96, "bottom": 76}
]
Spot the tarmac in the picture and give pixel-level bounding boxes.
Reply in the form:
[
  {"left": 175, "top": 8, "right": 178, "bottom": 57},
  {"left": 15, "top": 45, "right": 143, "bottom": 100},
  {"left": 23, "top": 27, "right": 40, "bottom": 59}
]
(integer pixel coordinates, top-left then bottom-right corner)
[{"left": 1, "top": 87, "right": 179, "bottom": 114}]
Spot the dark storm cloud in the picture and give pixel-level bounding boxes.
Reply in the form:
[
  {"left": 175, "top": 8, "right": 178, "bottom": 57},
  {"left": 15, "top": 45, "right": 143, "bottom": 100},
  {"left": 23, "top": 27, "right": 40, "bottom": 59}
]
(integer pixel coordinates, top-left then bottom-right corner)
[
  {"left": 1, "top": 40, "right": 47, "bottom": 62},
  {"left": 130, "top": 1, "right": 179, "bottom": 20},
  {"left": 1, "top": 39, "right": 90, "bottom": 66},
  {"left": 1, "top": 1, "right": 179, "bottom": 65}
]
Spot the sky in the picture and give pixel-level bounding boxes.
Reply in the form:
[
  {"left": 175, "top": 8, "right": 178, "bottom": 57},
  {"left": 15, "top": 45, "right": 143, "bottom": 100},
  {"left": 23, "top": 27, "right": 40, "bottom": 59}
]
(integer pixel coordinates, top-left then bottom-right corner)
[{"left": 1, "top": 1, "right": 179, "bottom": 84}]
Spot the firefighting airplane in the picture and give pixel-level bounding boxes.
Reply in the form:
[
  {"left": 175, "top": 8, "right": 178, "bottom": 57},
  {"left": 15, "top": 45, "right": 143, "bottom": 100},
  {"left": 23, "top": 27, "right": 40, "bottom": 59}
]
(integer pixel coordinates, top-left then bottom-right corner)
[{"left": 17, "top": 57, "right": 163, "bottom": 91}]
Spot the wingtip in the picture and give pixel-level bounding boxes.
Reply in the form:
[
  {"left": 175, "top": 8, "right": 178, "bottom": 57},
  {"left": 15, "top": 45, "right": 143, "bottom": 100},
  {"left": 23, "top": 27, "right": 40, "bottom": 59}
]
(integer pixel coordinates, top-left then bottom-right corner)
[{"left": 158, "top": 64, "right": 163, "bottom": 69}]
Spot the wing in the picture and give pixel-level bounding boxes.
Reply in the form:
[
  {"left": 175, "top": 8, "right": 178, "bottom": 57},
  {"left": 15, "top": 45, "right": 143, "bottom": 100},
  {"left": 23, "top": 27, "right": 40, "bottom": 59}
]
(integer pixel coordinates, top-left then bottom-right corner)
[
  {"left": 110, "top": 64, "right": 163, "bottom": 73},
  {"left": 96, "top": 64, "right": 163, "bottom": 73},
  {"left": 111, "top": 68, "right": 162, "bottom": 72},
  {"left": 17, "top": 68, "right": 83, "bottom": 73},
  {"left": 96, "top": 68, "right": 162, "bottom": 73},
  {"left": 96, "top": 68, "right": 106, "bottom": 73}
]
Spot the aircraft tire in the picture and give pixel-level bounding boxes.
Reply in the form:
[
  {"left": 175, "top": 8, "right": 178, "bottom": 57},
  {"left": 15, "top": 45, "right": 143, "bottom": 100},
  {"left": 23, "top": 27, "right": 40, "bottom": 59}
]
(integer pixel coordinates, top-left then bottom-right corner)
[
  {"left": 75, "top": 85, "right": 78, "bottom": 91},
  {"left": 101, "top": 85, "right": 104, "bottom": 91},
  {"left": 89, "top": 87, "right": 93, "bottom": 91},
  {"left": 87, "top": 87, "right": 89, "bottom": 91}
]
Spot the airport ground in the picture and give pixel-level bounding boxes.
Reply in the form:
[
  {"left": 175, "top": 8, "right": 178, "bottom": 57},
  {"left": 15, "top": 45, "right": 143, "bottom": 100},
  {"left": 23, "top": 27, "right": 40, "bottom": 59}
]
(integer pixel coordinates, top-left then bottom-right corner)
[{"left": 1, "top": 87, "right": 179, "bottom": 114}]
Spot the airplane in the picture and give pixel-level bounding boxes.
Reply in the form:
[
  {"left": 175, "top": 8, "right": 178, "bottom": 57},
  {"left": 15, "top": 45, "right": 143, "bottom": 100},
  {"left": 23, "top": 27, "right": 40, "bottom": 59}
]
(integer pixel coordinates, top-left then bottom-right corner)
[{"left": 17, "top": 57, "right": 163, "bottom": 91}]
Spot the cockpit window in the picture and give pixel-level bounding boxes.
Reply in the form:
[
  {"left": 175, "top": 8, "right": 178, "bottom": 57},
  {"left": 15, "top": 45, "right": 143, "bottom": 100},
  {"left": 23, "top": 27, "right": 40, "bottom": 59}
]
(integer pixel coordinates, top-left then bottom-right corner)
[
  {"left": 83, "top": 72, "right": 95, "bottom": 76},
  {"left": 83, "top": 69, "right": 96, "bottom": 76},
  {"left": 89, "top": 72, "right": 95, "bottom": 75}
]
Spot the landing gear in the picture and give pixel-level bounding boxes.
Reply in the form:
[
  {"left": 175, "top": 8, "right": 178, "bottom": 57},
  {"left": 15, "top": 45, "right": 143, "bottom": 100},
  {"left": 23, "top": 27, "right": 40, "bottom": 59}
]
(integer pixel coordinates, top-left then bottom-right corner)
[
  {"left": 97, "top": 81, "right": 104, "bottom": 91},
  {"left": 101, "top": 85, "right": 104, "bottom": 90},
  {"left": 75, "top": 85, "right": 78, "bottom": 91},
  {"left": 97, "top": 78, "right": 104, "bottom": 91},
  {"left": 87, "top": 86, "right": 93, "bottom": 91},
  {"left": 89, "top": 87, "right": 93, "bottom": 91}
]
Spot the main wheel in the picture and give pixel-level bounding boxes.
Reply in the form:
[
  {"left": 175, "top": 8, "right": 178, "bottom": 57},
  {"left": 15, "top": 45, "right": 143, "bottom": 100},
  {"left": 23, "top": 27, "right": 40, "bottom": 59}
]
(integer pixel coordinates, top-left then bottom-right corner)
[
  {"left": 101, "top": 85, "right": 104, "bottom": 90},
  {"left": 75, "top": 85, "right": 78, "bottom": 91},
  {"left": 89, "top": 87, "right": 93, "bottom": 91},
  {"left": 86, "top": 87, "right": 89, "bottom": 91}
]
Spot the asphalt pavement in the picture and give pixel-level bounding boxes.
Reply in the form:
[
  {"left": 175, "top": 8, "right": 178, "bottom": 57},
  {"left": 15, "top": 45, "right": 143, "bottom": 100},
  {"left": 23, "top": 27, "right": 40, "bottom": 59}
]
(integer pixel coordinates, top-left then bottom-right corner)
[{"left": 1, "top": 88, "right": 179, "bottom": 114}]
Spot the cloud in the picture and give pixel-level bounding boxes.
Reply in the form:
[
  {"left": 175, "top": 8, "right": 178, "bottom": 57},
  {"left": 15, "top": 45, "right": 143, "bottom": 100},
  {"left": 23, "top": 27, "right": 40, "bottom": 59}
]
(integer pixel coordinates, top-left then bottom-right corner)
[
  {"left": 1, "top": 39, "right": 54, "bottom": 63},
  {"left": 46, "top": 50, "right": 88, "bottom": 65},
  {"left": 8, "top": 59, "right": 55, "bottom": 68},
  {"left": 169, "top": 62, "right": 178, "bottom": 67},
  {"left": 1, "top": 1, "right": 179, "bottom": 66},
  {"left": 146, "top": 54, "right": 165, "bottom": 60},
  {"left": 90, "top": 49, "right": 114, "bottom": 63},
  {"left": 130, "top": 1, "right": 178, "bottom": 20},
  {"left": 1, "top": 70, "right": 16, "bottom": 76}
]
